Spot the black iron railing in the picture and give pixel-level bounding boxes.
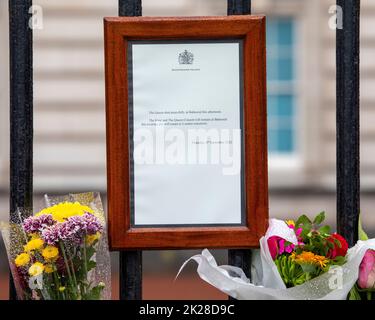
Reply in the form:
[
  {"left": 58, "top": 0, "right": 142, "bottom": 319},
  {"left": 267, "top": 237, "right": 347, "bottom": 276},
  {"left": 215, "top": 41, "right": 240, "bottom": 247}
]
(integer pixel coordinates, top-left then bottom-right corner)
[
  {"left": 336, "top": 0, "right": 360, "bottom": 248},
  {"left": 9, "top": 0, "right": 33, "bottom": 300}
]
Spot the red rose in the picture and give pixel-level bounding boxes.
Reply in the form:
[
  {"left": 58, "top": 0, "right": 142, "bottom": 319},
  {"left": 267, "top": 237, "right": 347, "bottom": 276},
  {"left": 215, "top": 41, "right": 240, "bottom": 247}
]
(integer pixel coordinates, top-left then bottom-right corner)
[{"left": 327, "top": 233, "right": 348, "bottom": 258}]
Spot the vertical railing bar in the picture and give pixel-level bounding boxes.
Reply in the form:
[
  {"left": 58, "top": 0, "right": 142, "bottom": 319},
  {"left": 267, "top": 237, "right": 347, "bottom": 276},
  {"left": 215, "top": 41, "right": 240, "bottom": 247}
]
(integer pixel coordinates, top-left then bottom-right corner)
[
  {"left": 118, "top": 0, "right": 143, "bottom": 301},
  {"left": 119, "top": 0, "right": 142, "bottom": 17},
  {"left": 9, "top": 0, "right": 34, "bottom": 300},
  {"left": 227, "top": 0, "right": 251, "bottom": 16},
  {"left": 227, "top": 0, "right": 252, "bottom": 298},
  {"left": 336, "top": 0, "right": 360, "bottom": 247},
  {"left": 119, "top": 251, "right": 142, "bottom": 300}
]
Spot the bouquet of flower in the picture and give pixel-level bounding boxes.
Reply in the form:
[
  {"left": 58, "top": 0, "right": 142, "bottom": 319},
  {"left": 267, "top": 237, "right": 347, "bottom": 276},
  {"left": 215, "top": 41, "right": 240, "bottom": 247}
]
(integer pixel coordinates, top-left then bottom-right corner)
[
  {"left": 349, "top": 220, "right": 375, "bottom": 300},
  {"left": 179, "top": 212, "right": 375, "bottom": 300},
  {"left": 1, "top": 192, "right": 111, "bottom": 300},
  {"left": 268, "top": 212, "right": 348, "bottom": 288}
]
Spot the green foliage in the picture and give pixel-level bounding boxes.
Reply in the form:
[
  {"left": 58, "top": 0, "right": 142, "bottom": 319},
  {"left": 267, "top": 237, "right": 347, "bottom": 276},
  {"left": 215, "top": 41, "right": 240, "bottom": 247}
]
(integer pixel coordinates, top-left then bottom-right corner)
[
  {"left": 276, "top": 212, "right": 348, "bottom": 288},
  {"left": 87, "top": 260, "right": 97, "bottom": 272},
  {"left": 294, "top": 211, "right": 337, "bottom": 257},
  {"left": 82, "top": 283, "right": 105, "bottom": 300},
  {"left": 44, "top": 242, "right": 104, "bottom": 300},
  {"left": 348, "top": 283, "right": 375, "bottom": 300},
  {"left": 86, "top": 245, "right": 96, "bottom": 260},
  {"left": 275, "top": 255, "right": 303, "bottom": 288},
  {"left": 358, "top": 215, "right": 369, "bottom": 241},
  {"left": 333, "top": 255, "right": 346, "bottom": 266},
  {"left": 295, "top": 214, "right": 311, "bottom": 226},
  {"left": 348, "top": 285, "right": 362, "bottom": 300},
  {"left": 318, "top": 225, "right": 330, "bottom": 236},
  {"left": 274, "top": 255, "right": 324, "bottom": 288},
  {"left": 313, "top": 211, "right": 325, "bottom": 225}
]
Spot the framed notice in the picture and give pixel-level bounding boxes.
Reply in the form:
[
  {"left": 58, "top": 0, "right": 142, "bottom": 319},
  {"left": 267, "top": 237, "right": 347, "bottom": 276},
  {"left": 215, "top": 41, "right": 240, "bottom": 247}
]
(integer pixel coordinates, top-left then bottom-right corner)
[{"left": 104, "top": 16, "right": 268, "bottom": 249}]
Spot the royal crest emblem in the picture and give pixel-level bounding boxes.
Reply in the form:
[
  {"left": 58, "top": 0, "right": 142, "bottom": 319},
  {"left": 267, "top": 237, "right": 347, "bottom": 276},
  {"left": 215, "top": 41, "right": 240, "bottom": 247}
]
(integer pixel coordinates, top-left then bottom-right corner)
[{"left": 178, "top": 50, "right": 194, "bottom": 65}]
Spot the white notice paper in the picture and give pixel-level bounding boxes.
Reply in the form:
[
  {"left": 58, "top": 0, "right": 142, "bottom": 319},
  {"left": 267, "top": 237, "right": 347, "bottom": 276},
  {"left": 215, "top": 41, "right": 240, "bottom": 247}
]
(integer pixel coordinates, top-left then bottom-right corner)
[{"left": 129, "top": 40, "right": 243, "bottom": 226}]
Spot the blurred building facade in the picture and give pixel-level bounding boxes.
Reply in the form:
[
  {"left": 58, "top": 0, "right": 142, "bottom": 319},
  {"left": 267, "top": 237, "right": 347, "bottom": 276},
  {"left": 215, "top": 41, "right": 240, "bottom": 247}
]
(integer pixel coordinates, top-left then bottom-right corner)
[{"left": 0, "top": 0, "right": 375, "bottom": 232}]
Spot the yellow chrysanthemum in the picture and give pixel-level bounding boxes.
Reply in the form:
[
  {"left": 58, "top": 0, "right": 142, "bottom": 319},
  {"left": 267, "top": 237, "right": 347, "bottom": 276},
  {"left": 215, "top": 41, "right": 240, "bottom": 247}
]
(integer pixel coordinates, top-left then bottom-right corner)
[
  {"left": 24, "top": 238, "right": 44, "bottom": 252},
  {"left": 30, "top": 233, "right": 41, "bottom": 240},
  {"left": 15, "top": 253, "right": 30, "bottom": 267},
  {"left": 86, "top": 232, "right": 101, "bottom": 246},
  {"left": 291, "top": 251, "right": 329, "bottom": 268},
  {"left": 44, "top": 264, "right": 54, "bottom": 273},
  {"left": 286, "top": 220, "right": 295, "bottom": 227},
  {"left": 59, "top": 286, "right": 66, "bottom": 292},
  {"left": 35, "top": 202, "right": 94, "bottom": 222},
  {"left": 28, "top": 262, "right": 44, "bottom": 276},
  {"left": 42, "top": 246, "right": 59, "bottom": 261}
]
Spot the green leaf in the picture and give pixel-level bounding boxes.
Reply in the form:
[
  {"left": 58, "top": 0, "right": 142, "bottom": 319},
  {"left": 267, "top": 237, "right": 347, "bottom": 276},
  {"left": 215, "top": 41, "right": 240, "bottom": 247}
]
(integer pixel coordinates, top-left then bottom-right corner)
[
  {"left": 333, "top": 256, "right": 347, "bottom": 266},
  {"left": 333, "top": 238, "right": 342, "bottom": 248},
  {"left": 87, "top": 260, "right": 97, "bottom": 272},
  {"left": 83, "top": 284, "right": 105, "bottom": 300},
  {"left": 300, "top": 223, "right": 312, "bottom": 240},
  {"left": 300, "top": 263, "right": 317, "bottom": 274},
  {"left": 326, "top": 241, "right": 335, "bottom": 249},
  {"left": 313, "top": 211, "right": 325, "bottom": 225},
  {"left": 348, "top": 285, "right": 362, "bottom": 300},
  {"left": 295, "top": 215, "right": 312, "bottom": 227},
  {"left": 85, "top": 246, "right": 96, "bottom": 260},
  {"left": 358, "top": 215, "right": 369, "bottom": 241},
  {"left": 318, "top": 225, "right": 331, "bottom": 235}
]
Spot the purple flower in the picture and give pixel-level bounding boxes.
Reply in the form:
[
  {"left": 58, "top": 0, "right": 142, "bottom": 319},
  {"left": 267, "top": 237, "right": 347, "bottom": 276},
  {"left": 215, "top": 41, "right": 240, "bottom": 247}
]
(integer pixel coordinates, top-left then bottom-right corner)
[
  {"left": 65, "top": 213, "right": 102, "bottom": 234},
  {"left": 41, "top": 213, "right": 103, "bottom": 245},
  {"left": 58, "top": 220, "right": 84, "bottom": 245},
  {"left": 23, "top": 214, "right": 55, "bottom": 234},
  {"left": 42, "top": 224, "right": 60, "bottom": 245},
  {"left": 82, "top": 213, "right": 103, "bottom": 235}
]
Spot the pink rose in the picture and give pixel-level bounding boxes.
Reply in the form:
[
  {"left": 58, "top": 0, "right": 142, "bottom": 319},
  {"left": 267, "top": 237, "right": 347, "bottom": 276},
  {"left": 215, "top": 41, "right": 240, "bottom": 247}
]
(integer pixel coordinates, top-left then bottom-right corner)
[{"left": 358, "top": 249, "right": 375, "bottom": 289}]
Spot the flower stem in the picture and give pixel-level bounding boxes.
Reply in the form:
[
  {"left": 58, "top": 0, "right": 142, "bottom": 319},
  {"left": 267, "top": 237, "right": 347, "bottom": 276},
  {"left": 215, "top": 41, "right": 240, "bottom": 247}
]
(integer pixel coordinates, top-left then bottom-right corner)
[
  {"left": 52, "top": 270, "right": 60, "bottom": 300},
  {"left": 59, "top": 242, "right": 76, "bottom": 298},
  {"left": 69, "top": 258, "right": 79, "bottom": 293},
  {"left": 83, "top": 241, "right": 88, "bottom": 275},
  {"left": 82, "top": 240, "right": 89, "bottom": 296}
]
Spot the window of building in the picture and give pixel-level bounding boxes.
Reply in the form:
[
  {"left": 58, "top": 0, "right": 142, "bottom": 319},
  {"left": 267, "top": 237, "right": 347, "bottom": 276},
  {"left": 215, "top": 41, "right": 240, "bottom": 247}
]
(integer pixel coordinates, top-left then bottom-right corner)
[{"left": 266, "top": 18, "right": 296, "bottom": 157}]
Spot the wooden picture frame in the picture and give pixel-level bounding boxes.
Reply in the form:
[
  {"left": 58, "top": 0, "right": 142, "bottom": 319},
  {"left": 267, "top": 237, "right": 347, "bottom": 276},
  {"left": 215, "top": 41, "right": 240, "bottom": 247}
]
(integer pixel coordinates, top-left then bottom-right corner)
[{"left": 104, "top": 16, "right": 268, "bottom": 250}]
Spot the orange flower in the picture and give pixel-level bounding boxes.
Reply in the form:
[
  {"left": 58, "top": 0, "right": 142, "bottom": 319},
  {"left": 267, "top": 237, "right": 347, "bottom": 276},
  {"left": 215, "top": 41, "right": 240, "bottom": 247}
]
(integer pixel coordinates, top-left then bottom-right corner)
[{"left": 291, "top": 251, "right": 329, "bottom": 268}]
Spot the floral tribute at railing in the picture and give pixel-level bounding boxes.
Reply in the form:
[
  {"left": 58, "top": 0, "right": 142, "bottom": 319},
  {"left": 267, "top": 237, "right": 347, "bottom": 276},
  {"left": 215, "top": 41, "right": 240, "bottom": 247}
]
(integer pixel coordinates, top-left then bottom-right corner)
[
  {"left": 1, "top": 192, "right": 111, "bottom": 300},
  {"left": 268, "top": 213, "right": 348, "bottom": 288},
  {"left": 179, "top": 212, "right": 375, "bottom": 300}
]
